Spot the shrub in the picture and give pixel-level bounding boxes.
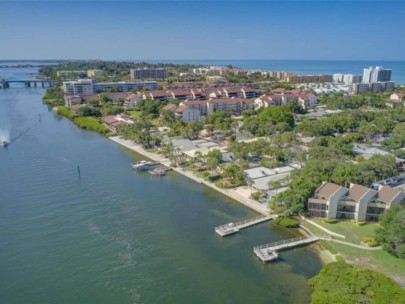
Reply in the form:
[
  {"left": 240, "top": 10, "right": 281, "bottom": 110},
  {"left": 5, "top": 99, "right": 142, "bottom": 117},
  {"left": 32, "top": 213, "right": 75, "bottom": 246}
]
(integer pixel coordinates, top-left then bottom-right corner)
[
  {"left": 323, "top": 218, "right": 338, "bottom": 224},
  {"left": 309, "top": 262, "right": 405, "bottom": 304},
  {"left": 275, "top": 217, "right": 300, "bottom": 228},
  {"left": 215, "top": 182, "right": 236, "bottom": 189},
  {"left": 56, "top": 107, "right": 76, "bottom": 119},
  {"left": 73, "top": 117, "right": 109, "bottom": 135},
  {"left": 363, "top": 237, "right": 380, "bottom": 247},
  {"left": 208, "top": 174, "right": 222, "bottom": 182},
  {"left": 251, "top": 192, "right": 261, "bottom": 200},
  {"left": 357, "top": 221, "right": 367, "bottom": 226}
]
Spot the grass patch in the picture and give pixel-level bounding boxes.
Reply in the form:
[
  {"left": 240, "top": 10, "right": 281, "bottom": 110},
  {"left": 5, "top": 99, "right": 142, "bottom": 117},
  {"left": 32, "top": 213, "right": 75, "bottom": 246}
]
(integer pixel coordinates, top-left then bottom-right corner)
[
  {"left": 327, "top": 242, "right": 405, "bottom": 284},
  {"left": 43, "top": 97, "right": 64, "bottom": 106},
  {"left": 313, "top": 219, "right": 379, "bottom": 244},
  {"left": 322, "top": 218, "right": 338, "bottom": 224},
  {"left": 319, "top": 240, "right": 338, "bottom": 254},
  {"left": 126, "top": 110, "right": 143, "bottom": 119},
  {"left": 56, "top": 106, "right": 76, "bottom": 119},
  {"left": 73, "top": 117, "right": 110, "bottom": 135}
]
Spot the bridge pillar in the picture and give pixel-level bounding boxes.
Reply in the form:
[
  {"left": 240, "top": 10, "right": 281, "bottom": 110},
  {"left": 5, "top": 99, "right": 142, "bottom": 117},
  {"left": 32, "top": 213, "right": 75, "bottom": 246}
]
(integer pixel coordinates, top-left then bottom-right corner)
[
  {"left": 42, "top": 82, "right": 45, "bottom": 88},
  {"left": 34, "top": 82, "right": 37, "bottom": 87},
  {"left": 25, "top": 82, "right": 31, "bottom": 87}
]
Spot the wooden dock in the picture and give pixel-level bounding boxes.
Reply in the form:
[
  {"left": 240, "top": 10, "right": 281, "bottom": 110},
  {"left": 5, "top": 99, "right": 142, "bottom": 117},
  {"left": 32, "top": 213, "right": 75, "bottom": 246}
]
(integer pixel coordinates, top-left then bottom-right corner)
[
  {"left": 215, "top": 215, "right": 273, "bottom": 237},
  {"left": 254, "top": 235, "right": 330, "bottom": 262}
]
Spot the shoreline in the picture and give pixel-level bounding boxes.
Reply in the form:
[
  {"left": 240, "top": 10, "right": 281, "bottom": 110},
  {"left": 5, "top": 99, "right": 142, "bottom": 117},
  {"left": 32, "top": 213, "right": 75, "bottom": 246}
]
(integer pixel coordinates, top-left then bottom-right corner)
[{"left": 109, "top": 136, "right": 270, "bottom": 216}]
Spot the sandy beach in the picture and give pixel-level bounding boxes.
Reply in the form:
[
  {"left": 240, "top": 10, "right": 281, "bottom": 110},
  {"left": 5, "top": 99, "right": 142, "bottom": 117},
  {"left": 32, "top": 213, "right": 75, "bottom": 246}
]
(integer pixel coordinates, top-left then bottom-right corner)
[{"left": 109, "top": 136, "right": 270, "bottom": 216}]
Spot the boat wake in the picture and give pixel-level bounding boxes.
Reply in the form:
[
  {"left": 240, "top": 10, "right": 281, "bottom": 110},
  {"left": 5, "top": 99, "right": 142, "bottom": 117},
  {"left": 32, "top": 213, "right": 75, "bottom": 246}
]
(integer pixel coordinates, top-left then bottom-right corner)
[{"left": 0, "top": 128, "right": 10, "bottom": 147}]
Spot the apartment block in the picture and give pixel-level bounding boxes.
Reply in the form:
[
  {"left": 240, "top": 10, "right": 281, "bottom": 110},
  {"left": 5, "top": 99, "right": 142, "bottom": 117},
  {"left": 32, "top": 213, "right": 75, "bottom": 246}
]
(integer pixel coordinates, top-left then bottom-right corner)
[
  {"left": 130, "top": 68, "right": 167, "bottom": 80},
  {"left": 363, "top": 66, "right": 392, "bottom": 83},
  {"left": 308, "top": 182, "right": 405, "bottom": 222},
  {"left": 62, "top": 80, "right": 158, "bottom": 94}
]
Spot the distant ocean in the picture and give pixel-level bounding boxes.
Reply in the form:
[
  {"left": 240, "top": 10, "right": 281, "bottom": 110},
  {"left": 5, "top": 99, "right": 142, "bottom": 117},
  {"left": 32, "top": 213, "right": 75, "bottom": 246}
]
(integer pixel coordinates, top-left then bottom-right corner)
[
  {"left": 143, "top": 60, "right": 405, "bottom": 84},
  {"left": 1, "top": 59, "right": 404, "bottom": 84}
]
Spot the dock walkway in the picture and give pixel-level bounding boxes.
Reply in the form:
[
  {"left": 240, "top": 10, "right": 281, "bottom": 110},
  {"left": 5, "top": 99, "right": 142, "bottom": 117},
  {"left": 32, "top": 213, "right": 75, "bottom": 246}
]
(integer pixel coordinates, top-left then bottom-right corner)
[
  {"left": 215, "top": 215, "right": 273, "bottom": 237},
  {"left": 254, "top": 235, "right": 331, "bottom": 262}
]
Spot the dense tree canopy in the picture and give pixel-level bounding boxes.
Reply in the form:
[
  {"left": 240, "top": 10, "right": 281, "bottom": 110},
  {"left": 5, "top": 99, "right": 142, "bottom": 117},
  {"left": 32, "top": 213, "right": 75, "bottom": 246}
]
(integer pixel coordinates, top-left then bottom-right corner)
[
  {"left": 309, "top": 262, "right": 405, "bottom": 304},
  {"left": 376, "top": 205, "right": 405, "bottom": 259}
]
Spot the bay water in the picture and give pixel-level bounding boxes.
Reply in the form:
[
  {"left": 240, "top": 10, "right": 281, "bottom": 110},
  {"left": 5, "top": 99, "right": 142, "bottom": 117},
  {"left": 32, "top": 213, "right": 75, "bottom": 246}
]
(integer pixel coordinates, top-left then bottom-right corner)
[{"left": 0, "top": 65, "right": 322, "bottom": 303}]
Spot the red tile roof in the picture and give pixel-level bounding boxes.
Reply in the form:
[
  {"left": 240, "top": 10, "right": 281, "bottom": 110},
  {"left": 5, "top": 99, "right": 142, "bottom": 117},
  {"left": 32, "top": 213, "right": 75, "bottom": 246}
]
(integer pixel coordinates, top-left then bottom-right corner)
[
  {"left": 162, "top": 104, "right": 178, "bottom": 111},
  {"left": 175, "top": 105, "right": 189, "bottom": 113},
  {"left": 208, "top": 98, "right": 244, "bottom": 104},
  {"left": 103, "top": 115, "right": 118, "bottom": 124},
  {"left": 184, "top": 100, "right": 207, "bottom": 106}
]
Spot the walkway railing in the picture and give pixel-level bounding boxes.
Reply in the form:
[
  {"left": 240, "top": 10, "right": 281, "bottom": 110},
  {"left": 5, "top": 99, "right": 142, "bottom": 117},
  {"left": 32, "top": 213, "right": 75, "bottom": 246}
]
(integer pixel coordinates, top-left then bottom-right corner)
[{"left": 215, "top": 215, "right": 265, "bottom": 231}]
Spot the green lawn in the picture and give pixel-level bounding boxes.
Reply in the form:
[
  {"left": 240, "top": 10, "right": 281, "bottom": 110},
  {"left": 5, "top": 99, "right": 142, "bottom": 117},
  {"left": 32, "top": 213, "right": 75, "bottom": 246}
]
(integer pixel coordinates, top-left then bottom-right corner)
[
  {"left": 311, "top": 219, "right": 379, "bottom": 244},
  {"left": 327, "top": 242, "right": 405, "bottom": 286},
  {"left": 126, "top": 110, "right": 160, "bottom": 125},
  {"left": 126, "top": 110, "right": 143, "bottom": 119},
  {"left": 302, "top": 219, "right": 405, "bottom": 286}
]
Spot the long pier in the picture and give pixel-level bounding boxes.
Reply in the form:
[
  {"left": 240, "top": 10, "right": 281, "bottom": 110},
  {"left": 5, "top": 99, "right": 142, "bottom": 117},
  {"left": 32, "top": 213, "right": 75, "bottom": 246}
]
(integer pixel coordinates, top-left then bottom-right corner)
[
  {"left": 215, "top": 215, "right": 273, "bottom": 237},
  {"left": 254, "top": 235, "right": 331, "bottom": 262},
  {"left": 0, "top": 79, "right": 55, "bottom": 89}
]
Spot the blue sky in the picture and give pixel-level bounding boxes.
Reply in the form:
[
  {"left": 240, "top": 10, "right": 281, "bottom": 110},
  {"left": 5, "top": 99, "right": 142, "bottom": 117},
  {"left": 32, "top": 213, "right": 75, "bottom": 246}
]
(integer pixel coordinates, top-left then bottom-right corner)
[{"left": 0, "top": 1, "right": 404, "bottom": 60}]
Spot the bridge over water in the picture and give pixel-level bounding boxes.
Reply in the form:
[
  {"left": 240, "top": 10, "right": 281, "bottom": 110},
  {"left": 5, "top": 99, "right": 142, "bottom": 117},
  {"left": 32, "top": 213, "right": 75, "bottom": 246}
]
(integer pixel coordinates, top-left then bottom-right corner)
[{"left": 0, "top": 79, "right": 55, "bottom": 89}]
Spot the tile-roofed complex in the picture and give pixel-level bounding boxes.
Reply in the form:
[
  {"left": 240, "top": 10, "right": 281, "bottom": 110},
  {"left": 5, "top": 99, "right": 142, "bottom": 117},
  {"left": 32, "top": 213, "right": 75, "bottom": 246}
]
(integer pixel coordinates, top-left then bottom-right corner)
[{"left": 254, "top": 89, "right": 317, "bottom": 110}]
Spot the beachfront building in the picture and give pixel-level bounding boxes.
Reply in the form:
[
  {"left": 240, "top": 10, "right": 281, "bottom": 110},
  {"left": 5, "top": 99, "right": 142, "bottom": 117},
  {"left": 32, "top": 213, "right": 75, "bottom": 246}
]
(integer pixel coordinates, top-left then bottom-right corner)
[
  {"left": 333, "top": 74, "right": 362, "bottom": 84},
  {"left": 308, "top": 182, "right": 405, "bottom": 221},
  {"left": 285, "top": 74, "right": 333, "bottom": 83},
  {"left": 362, "top": 66, "right": 392, "bottom": 83}
]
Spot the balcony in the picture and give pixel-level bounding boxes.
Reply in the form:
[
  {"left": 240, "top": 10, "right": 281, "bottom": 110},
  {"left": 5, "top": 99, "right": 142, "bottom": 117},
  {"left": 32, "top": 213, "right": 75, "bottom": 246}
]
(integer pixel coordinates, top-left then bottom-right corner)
[{"left": 308, "top": 198, "right": 327, "bottom": 204}]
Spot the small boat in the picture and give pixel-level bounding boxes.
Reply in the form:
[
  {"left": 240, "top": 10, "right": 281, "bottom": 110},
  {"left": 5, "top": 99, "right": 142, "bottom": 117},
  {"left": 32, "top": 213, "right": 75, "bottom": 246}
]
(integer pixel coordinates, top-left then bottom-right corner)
[
  {"left": 148, "top": 167, "right": 166, "bottom": 176},
  {"left": 131, "top": 160, "right": 152, "bottom": 171},
  {"left": 0, "top": 140, "right": 8, "bottom": 147}
]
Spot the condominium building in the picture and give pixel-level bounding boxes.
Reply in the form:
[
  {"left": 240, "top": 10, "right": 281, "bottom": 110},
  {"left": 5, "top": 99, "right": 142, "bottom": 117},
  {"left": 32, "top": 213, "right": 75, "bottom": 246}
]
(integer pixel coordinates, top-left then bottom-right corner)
[
  {"left": 333, "top": 74, "right": 344, "bottom": 83},
  {"left": 63, "top": 79, "right": 94, "bottom": 95},
  {"left": 286, "top": 74, "right": 333, "bottom": 83},
  {"left": 254, "top": 89, "right": 317, "bottom": 110},
  {"left": 308, "top": 182, "right": 405, "bottom": 222},
  {"left": 362, "top": 66, "right": 392, "bottom": 83},
  {"left": 351, "top": 81, "right": 396, "bottom": 94},
  {"left": 174, "top": 105, "right": 201, "bottom": 123},
  {"left": 342, "top": 74, "right": 362, "bottom": 85},
  {"left": 62, "top": 80, "right": 158, "bottom": 94},
  {"left": 130, "top": 68, "right": 167, "bottom": 80}
]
